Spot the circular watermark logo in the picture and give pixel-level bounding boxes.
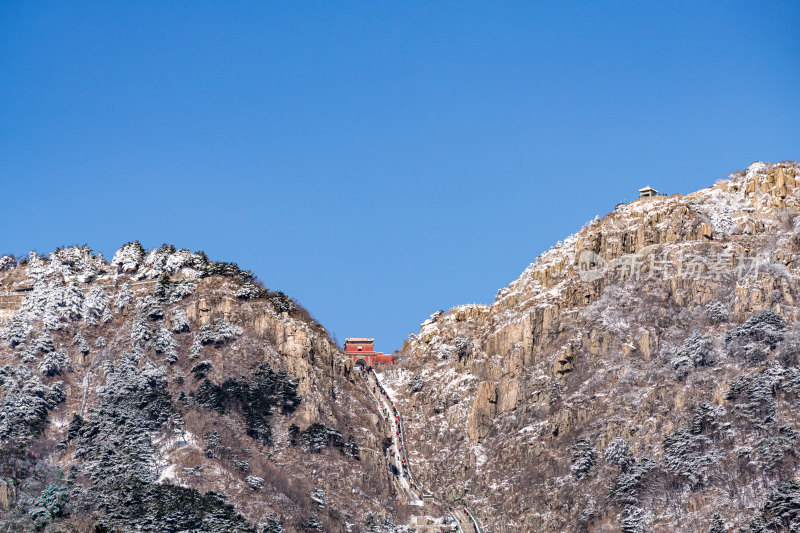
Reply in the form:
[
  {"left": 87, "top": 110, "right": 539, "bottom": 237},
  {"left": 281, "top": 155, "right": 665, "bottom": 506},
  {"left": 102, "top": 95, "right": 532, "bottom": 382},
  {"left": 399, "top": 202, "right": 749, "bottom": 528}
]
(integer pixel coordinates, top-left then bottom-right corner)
[{"left": 575, "top": 248, "right": 608, "bottom": 282}]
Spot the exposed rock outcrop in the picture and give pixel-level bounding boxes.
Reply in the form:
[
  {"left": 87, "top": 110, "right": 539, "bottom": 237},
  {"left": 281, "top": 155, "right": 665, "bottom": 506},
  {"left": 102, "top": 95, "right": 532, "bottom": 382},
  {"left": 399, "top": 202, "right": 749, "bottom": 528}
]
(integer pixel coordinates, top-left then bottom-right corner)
[
  {"left": 381, "top": 161, "right": 800, "bottom": 532},
  {"left": 0, "top": 244, "right": 404, "bottom": 532}
]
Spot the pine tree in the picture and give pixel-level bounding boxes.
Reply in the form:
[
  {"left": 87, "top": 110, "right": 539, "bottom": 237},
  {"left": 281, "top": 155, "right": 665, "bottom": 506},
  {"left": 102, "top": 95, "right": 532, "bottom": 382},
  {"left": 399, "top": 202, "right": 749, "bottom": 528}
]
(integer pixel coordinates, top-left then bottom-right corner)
[
  {"left": 662, "top": 427, "right": 719, "bottom": 487},
  {"left": 262, "top": 514, "right": 284, "bottom": 533},
  {"left": 84, "top": 285, "right": 111, "bottom": 326},
  {"left": 137, "top": 294, "right": 163, "bottom": 320},
  {"left": 302, "top": 514, "right": 323, "bottom": 531},
  {"left": 266, "top": 291, "right": 295, "bottom": 314},
  {"left": 7, "top": 314, "right": 30, "bottom": 348},
  {"left": 33, "top": 331, "right": 55, "bottom": 353},
  {"left": 164, "top": 280, "right": 196, "bottom": 302},
  {"left": 726, "top": 309, "right": 786, "bottom": 364},
  {"left": 116, "top": 282, "right": 134, "bottom": 311},
  {"left": 0, "top": 366, "right": 65, "bottom": 441},
  {"left": 766, "top": 482, "right": 800, "bottom": 529},
  {"left": 620, "top": 505, "right": 646, "bottom": 533},
  {"left": 610, "top": 458, "right": 657, "bottom": 506},
  {"left": 170, "top": 308, "right": 190, "bottom": 333},
  {"left": 18, "top": 346, "right": 37, "bottom": 363},
  {"left": 75, "top": 353, "right": 172, "bottom": 489},
  {"left": 301, "top": 424, "right": 329, "bottom": 453},
  {"left": 196, "top": 319, "right": 243, "bottom": 346},
  {"left": 276, "top": 371, "right": 301, "bottom": 414},
  {"left": 64, "top": 283, "right": 84, "bottom": 321},
  {"left": 708, "top": 513, "right": 727, "bottom": 533},
  {"left": 27, "top": 478, "right": 72, "bottom": 530},
  {"left": 39, "top": 348, "right": 71, "bottom": 376},
  {"left": 570, "top": 437, "right": 597, "bottom": 480},
  {"left": 667, "top": 332, "right": 715, "bottom": 380},
  {"left": 152, "top": 325, "right": 177, "bottom": 363},
  {"left": 73, "top": 332, "right": 90, "bottom": 356},
  {"left": 26, "top": 251, "right": 48, "bottom": 281},
  {"left": 344, "top": 435, "right": 360, "bottom": 460},
  {"left": 605, "top": 437, "right": 633, "bottom": 470},
  {"left": 191, "top": 360, "right": 212, "bottom": 379},
  {"left": 0, "top": 255, "right": 15, "bottom": 271},
  {"left": 189, "top": 337, "right": 203, "bottom": 359},
  {"left": 706, "top": 300, "right": 731, "bottom": 323},
  {"left": 235, "top": 281, "right": 263, "bottom": 300},
  {"left": 153, "top": 274, "right": 171, "bottom": 302},
  {"left": 67, "top": 413, "right": 84, "bottom": 442},
  {"left": 193, "top": 379, "right": 225, "bottom": 412},
  {"left": 131, "top": 313, "right": 152, "bottom": 347},
  {"left": 111, "top": 241, "right": 145, "bottom": 273},
  {"left": 288, "top": 424, "right": 300, "bottom": 445}
]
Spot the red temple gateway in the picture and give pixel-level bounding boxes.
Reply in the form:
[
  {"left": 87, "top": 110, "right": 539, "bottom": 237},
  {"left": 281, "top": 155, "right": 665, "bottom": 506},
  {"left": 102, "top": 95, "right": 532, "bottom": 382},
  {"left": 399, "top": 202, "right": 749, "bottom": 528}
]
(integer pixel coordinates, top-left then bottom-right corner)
[{"left": 345, "top": 338, "right": 394, "bottom": 366}]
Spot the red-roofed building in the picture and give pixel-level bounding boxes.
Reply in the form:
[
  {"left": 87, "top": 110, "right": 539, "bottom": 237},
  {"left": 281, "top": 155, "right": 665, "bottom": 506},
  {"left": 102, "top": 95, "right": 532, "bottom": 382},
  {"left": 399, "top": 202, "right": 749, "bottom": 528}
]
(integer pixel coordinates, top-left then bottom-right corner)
[{"left": 345, "top": 338, "right": 394, "bottom": 366}]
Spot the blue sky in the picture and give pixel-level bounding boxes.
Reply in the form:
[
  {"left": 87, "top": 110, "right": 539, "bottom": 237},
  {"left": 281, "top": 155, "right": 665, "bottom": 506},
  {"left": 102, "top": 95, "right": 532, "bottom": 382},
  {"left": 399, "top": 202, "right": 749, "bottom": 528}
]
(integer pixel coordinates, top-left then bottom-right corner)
[{"left": 1, "top": 1, "right": 799, "bottom": 351}]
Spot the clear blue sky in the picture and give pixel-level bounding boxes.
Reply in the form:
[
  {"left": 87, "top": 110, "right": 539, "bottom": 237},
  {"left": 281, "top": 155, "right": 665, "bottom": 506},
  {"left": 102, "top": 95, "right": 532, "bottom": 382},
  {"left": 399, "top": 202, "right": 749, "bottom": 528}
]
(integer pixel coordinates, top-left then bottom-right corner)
[{"left": 1, "top": 2, "right": 799, "bottom": 351}]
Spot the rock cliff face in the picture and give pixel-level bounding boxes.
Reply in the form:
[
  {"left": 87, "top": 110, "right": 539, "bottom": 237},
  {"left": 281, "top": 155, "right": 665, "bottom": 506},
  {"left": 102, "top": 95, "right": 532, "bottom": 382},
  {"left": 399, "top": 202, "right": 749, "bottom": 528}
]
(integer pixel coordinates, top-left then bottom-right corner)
[
  {"left": 4, "top": 162, "right": 800, "bottom": 532},
  {"left": 381, "top": 161, "right": 800, "bottom": 531},
  {"left": 0, "top": 244, "right": 404, "bottom": 532}
]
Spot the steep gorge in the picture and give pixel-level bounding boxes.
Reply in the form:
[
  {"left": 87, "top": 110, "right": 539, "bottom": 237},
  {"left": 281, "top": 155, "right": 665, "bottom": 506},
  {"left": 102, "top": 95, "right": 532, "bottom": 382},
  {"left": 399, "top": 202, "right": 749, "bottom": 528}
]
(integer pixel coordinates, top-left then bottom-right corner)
[{"left": 3, "top": 161, "right": 800, "bottom": 532}]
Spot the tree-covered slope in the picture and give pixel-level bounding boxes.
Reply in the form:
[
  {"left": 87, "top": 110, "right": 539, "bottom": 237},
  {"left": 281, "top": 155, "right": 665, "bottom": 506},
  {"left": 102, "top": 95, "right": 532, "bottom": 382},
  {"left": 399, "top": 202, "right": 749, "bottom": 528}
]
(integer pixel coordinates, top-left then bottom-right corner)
[{"left": 0, "top": 243, "right": 404, "bottom": 532}]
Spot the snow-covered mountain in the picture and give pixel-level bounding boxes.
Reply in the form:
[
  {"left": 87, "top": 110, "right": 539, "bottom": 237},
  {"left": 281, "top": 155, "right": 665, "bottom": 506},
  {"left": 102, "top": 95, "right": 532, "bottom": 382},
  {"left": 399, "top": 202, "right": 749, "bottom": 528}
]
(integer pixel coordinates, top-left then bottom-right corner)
[
  {"left": 380, "top": 161, "right": 800, "bottom": 532},
  {"left": 3, "top": 161, "right": 800, "bottom": 532},
  {"left": 0, "top": 243, "right": 410, "bottom": 532}
]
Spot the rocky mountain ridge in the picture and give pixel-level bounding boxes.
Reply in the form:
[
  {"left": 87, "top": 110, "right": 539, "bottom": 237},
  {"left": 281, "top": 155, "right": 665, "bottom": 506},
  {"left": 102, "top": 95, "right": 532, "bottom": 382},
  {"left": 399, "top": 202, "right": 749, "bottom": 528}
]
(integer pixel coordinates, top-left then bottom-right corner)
[
  {"left": 380, "top": 161, "right": 800, "bottom": 532},
  {"left": 0, "top": 242, "right": 415, "bottom": 532},
  {"left": 3, "top": 161, "right": 800, "bottom": 532}
]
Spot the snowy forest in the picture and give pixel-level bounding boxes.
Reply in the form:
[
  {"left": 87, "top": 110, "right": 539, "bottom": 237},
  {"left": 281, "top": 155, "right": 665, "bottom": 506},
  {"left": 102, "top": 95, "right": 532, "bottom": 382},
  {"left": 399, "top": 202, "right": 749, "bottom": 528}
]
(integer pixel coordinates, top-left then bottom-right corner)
[{"left": 0, "top": 243, "right": 405, "bottom": 532}]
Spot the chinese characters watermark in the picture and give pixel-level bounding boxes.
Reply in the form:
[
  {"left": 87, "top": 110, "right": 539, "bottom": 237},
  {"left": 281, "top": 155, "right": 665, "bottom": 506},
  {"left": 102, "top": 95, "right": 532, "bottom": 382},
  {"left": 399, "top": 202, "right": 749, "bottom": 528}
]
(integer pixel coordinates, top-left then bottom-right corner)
[{"left": 575, "top": 248, "right": 771, "bottom": 283}]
